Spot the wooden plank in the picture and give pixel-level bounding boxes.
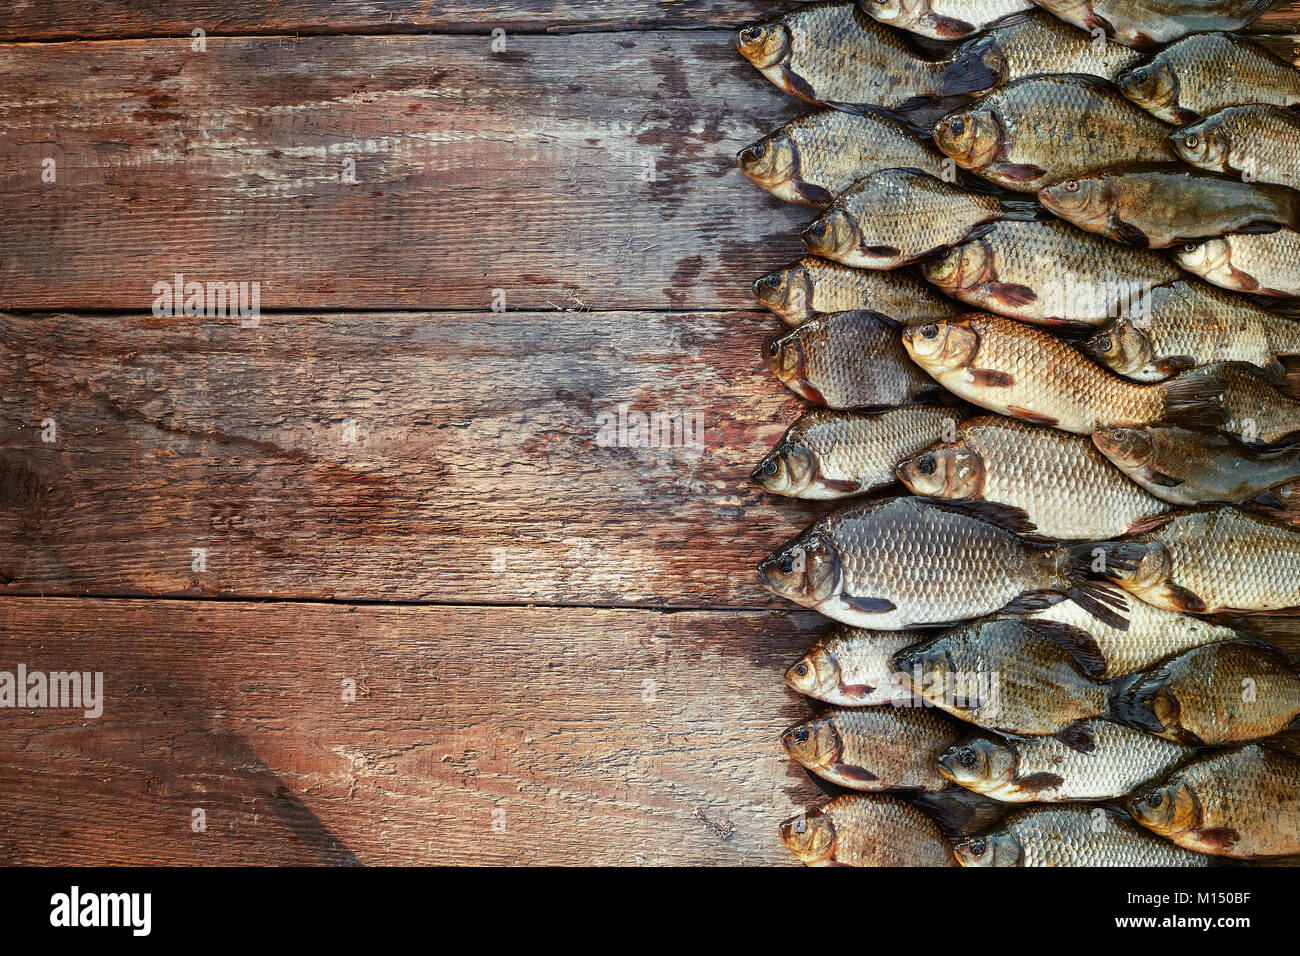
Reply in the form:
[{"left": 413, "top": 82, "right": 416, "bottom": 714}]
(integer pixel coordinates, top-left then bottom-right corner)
[
  {"left": 0, "top": 598, "right": 827, "bottom": 865},
  {"left": 0, "top": 1, "right": 1297, "bottom": 38},
  {"left": 0, "top": 308, "right": 821, "bottom": 604},
  {"left": 0, "top": 33, "right": 808, "bottom": 312}
]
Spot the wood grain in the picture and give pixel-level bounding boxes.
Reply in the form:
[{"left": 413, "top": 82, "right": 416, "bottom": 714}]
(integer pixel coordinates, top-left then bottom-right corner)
[
  {"left": 0, "top": 598, "right": 827, "bottom": 865},
  {"left": 0, "top": 1, "right": 1296, "bottom": 38},
  {"left": 0, "top": 33, "right": 808, "bottom": 313}
]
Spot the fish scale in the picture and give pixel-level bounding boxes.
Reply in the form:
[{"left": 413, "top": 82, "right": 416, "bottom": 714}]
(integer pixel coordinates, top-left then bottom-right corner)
[
  {"left": 1215, "top": 362, "right": 1300, "bottom": 445},
  {"left": 1175, "top": 230, "right": 1300, "bottom": 298},
  {"left": 1174, "top": 105, "right": 1300, "bottom": 191},
  {"left": 1031, "top": 0, "right": 1275, "bottom": 47},
  {"left": 948, "top": 10, "right": 1142, "bottom": 86},
  {"left": 957, "top": 807, "right": 1215, "bottom": 865}
]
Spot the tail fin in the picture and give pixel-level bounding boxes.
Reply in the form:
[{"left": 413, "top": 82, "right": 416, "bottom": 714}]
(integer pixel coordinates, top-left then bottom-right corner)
[
  {"left": 1106, "top": 670, "right": 1164, "bottom": 734},
  {"left": 997, "top": 197, "right": 1047, "bottom": 222},
  {"left": 934, "top": 53, "right": 1000, "bottom": 98},
  {"left": 915, "top": 788, "right": 1010, "bottom": 838},
  {"left": 1063, "top": 542, "right": 1138, "bottom": 631},
  {"left": 1160, "top": 365, "right": 1227, "bottom": 431},
  {"left": 820, "top": 100, "right": 933, "bottom": 140}
]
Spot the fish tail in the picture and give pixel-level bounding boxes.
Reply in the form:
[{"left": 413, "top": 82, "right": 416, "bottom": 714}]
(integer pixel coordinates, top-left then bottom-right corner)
[
  {"left": 914, "top": 789, "right": 1009, "bottom": 839},
  {"left": 1105, "top": 671, "right": 1161, "bottom": 733},
  {"left": 996, "top": 197, "right": 1048, "bottom": 222},
  {"left": 1062, "top": 542, "right": 1135, "bottom": 631},
  {"left": 1160, "top": 365, "right": 1228, "bottom": 431},
  {"left": 933, "top": 53, "right": 999, "bottom": 98}
]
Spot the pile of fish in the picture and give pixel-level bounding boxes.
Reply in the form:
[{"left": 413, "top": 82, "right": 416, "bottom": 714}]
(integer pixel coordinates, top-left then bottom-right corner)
[{"left": 736, "top": 0, "right": 1300, "bottom": 866}]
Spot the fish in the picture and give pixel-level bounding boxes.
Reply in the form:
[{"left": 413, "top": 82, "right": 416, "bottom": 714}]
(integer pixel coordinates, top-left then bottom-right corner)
[
  {"left": 944, "top": 11, "right": 1143, "bottom": 91},
  {"left": 1172, "top": 104, "right": 1300, "bottom": 192},
  {"left": 893, "top": 618, "right": 1120, "bottom": 735},
  {"left": 779, "top": 794, "right": 956, "bottom": 865},
  {"left": 932, "top": 74, "right": 1175, "bottom": 193},
  {"left": 737, "top": 109, "right": 947, "bottom": 209},
  {"left": 734, "top": 1, "right": 997, "bottom": 111},
  {"left": 753, "top": 405, "right": 961, "bottom": 500},
  {"left": 763, "top": 310, "right": 938, "bottom": 410},
  {"left": 896, "top": 416, "right": 1172, "bottom": 539},
  {"left": 900, "top": 314, "right": 1228, "bottom": 435},
  {"left": 757, "top": 495, "right": 1129, "bottom": 630},
  {"left": 919, "top": 219, "right": 1182, "bottom": 328},
  {"left": 954, "top": 806, "right": 1215, "bottom": 866},
  {"left": 786, "top": 625, "right": 920, "bottom": 706},
  {"left": 1215, "top": 361, "right": 1300, "bottom": 445},
  {"left": 1128, "top": 743, "right": 1300, "bottom": 859},
  {"left": 938, "top": 719, "right": 1194, "bottom": 802},
  {"left": 1081, "top": 281, "right": 1300, "bottom": 382},
  {"left": 1092, "top": 425, "right": 1300, "bottom": 505},
  {"left": 801, "top": 167, "right": 1043, "bottom": 270},
  {"left": 781, "top": 706, "right": 962, "bottom": 791},
  {"left": 1113, "top": 639, "right": 1300, "bottom": 746},
  {"left": 1091, "top": 506, "right": 1300, "bottom": 613},
  {"left": 859, "top": 0, "right": 1033, "bottom": 39},
  {"left": 1174, "top": 230, "right": 1300, "bottom": 298},
  {"left": 1023, "top": 594, "right": 1240, "bottom": 679},
  {"left": 753, "top": 255, "right": 964, "bottom": 326},
  {"left": 1116, "top": 31, "right": 1300, "bottom": 124},
  {"left": 1038, "top": 166, "right": 1300, "bottom": 250}
]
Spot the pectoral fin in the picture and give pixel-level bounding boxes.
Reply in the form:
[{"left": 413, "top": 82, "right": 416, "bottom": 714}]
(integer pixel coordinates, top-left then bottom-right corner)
[
  {"left": 1006, "top": 405, "right": 1059, "bottom": 427},
  {"left": 841, "top": 595, "right": 897, "bottom": 614}
]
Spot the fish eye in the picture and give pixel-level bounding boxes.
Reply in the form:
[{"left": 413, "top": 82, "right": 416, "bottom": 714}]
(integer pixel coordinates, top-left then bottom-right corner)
[
  {"left": 761, "top": 274, "right": 781, "bottom": 288},
  {"left": 779, "top": 555, "right": 795, "bottom": 573},
  {"left": 920, "top": 323, "right": 939, "bottom": 340},
  {"left": 794, "top": 662, "right": 808, "bottom": 677},
  {"left": 1184, "top": 135, "right": 1199, "bottom": 149},
  {"left": 957, "top": 747, "right": 976, "bottom": 768},
  {"left": 792, "top": 726, "right": 810, "bottom": 744},
  {"left": 1111, "top": 430, "right": 1126, "bottom": 442},
  {"left": 1064, "top": 180, "right": 1079, "bottom": 193},
  {"left": 1132, "top": 69, "right": 1147, "bottom": 84},
  {"left": 917, "top": 453, "right": 937, "bottom": 476},
  {"left": 739, "top": 26, "right": 762, "bottom": 43},
  {"left": 766, "top": 340, "right": 781, "bottom": 357},
  {"left": 968, "top": 838, "right": 986, "bottom": 855},
  {"left": 762, "top": 459, "right": 778, "bottom": 476},
  {"left": 950, "top": 118, "right": 965, "bottom": 136},
  {"left": 1145, "top": 791, "right": 1165, "bottom": 808},
  {"left": 1184, "top": 243, "right": 1197, "bottom": 252},
  {"left": 1098, "top": 336, "right": 1112, "bottom": 352}
]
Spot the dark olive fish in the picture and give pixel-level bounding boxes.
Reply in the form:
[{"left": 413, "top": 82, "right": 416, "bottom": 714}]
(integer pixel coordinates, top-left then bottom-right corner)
[
  {"left": 737, "top": 109, "right": 947, "bottom": 208},
  {"left": 1117, "top": 31, "right": 1300, "bottom": 123},
  {"left": 786, "top": 625, "right": 919, "bottom": 706},
  {"left": 1033, "top": 0, "right": 1277, "bottom": 48},
  {"left": 1092, "top": 425, "right": 1300, "bottom": 505},
  {"left": 779, "top": 794, "right": 956, "bottom": 865},
  {"left": 753, "top": 255, "right": 963, "bottom": 326},
  {"left": 1215, "top": 361, "right": 1300, "bottom": 445},
  {"left": 1113, "top": 639, "right": 1300, "bottom": 746},
  {"left": 735, "top": 1, "right": 996, "bottom": 111},
  {"left": 1129, "top": 744, "right": 1300, "bottom": 858},
  {"left": 763, "top": 310, "right": 938, "bottom": 410},
  {"left": 758, "top": 496, "right": 1129, "bottom": 630},
  {"left": 860, "top": 0, "right": 1033, "bottom": 40},
  {"left": 1039, "top": 166, "right": 1300, "bottom": 250},
  {"left": 753, "top": 405, "right": 961, "bottom": 500},
  {"left": 1172, "top": 105, "right": 1300, "bottom": 192},
  {"left": 782, "top": 706, "right": 963, "bottom": 791}
]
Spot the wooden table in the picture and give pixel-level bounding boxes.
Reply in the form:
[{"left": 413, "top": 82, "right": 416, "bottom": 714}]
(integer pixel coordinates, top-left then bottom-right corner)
[{"left": 0, "top": 1, "right": 1298, "bottom": 865}]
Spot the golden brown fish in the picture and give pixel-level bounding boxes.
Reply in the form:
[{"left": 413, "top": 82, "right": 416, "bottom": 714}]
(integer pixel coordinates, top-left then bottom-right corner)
[
  {"left": 779, "top": 794, "right": 956, "bottom": 866},
  {"left": 1129, "top": 744, "right": 1300, "bottom": 858},
  {"left": 1116, "top": 31, "right": 1300, "bottom": 123},
  {"left": 860, "top": 0, "right": 1033, "bottom": 39},
  {"left": 782, "top": 706, "right": 962, "bottom": 790},
  {"left": 1093, "top": 506, "right": 1300, "bottom": 613},
  {"left": 938, "top": 719, "right": 1194, "bottom": 802},
  {"left": 1092, "top": 425, "right": 1300, "bottom": 505},
  {"left": 901, "top": 314, "right": 1227, "bottom": 434},
  {"left": 1172, "top": 104, "right": 1300, "bottom": 192},
  {"left": 897, "top": 416, "right": 1172, "bottom": 539},
  {"left": 758, "top": 496, "right": 1129, "bottom": 630},
  {"left": 735, "top": 1, "right": 996, "bottom": 110},
  {"left": 764, "top": 310, "right": 938, "bottom": 410},
  {"left": 1031, "top": 0, "right": 1276, "bottom": 48},
  {"left": 919, "top": 219, "right": 1181, "bottom": 328},
  {"left": 802, "top": 167, "right": 1042, "bottom": 270},
  {"left": 1216, "top": 361, "right": 1300, "bottom": 445},
  {"left": 1039, "top": 166, "right": 1300, "bottom": 249},
  {"left": 737, "top": 108, "right": 947, "bottom": 208},
  {"left": 932, "top": 74, "right": 1175, "bottom": 193},
  {"left": 1113, "top": 639, "right": 1300, "bottom": 746},
  {"left": 955, "top": 806, "right": 1215, "bottom": 866},
  {"left": 786, "top": 625, "right": 919, "bottom": 706},
  {"left": 1081, "top": 281, "right": 1300, "bottom": 382},
  {"left": 1174, "top": 230, "right": 1300, "bottom": 297},
  {"left": 753, "top": 405, "right": 961, "bottom": 500},
  {"left": 753, "top": 255, "right": 963, "bottom": 326}
]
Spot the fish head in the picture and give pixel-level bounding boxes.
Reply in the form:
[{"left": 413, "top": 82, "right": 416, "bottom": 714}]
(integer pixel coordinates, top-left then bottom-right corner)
[
  {"left": 933, "top": 105, "right": 1003, "bottom": 172},
  {"left": 1090, "top": 427, "right": 1156, "bottom": 471},
  {"left": 1082, "top": 319, "right": 1152, "bottom": 377},
  {"left": 736, "top": 132, "right": 797, "bottom": 194},
  {"left": 896, "top": 438, "right": 982, "bottom": 500},
  {"left": 801, "top": 208, "right": 858, "bottom": 263},
  {"left": 762, "top": 325, "right": 818, "bottom": 400},
  {"left": 1038, "top": 176, "right": 1112, "bottom": 235},
  {"left": 918, "top": 239, "right": 992, "bottom": 296},
  {"left": 937, "top": 735, "right": 1016, "bottom": 792},
  {"left": 1128, "top": 777, "right": 1201, "bottom": 841},
  {"left": 751, "top": 441, "right": 818, "bottom": 496},
  {"left": 953, "top": 831, "right": 1022, "bottom": 867},
  {"left": 752, "top": 261, "right": 814, "bottom": 321},
  {"left": 778, "top": 807, "right": 837, "bottom": 865},
  {"left": 859, "top": 0, "right": 927, "bottom": 30},
  {"left": 758, "top": 529, "right": 842, "bottom": 607},
  {"left": 1116, "top": 59, "right": 1179, "bottom": 119},
  {"left": 785, "top": 643, "right": 843, "bottom": 700},
  {"left": 1171, "top": 238, "right": 1229, "bottom": 278},
  {"left": 1170, "top": 117, "right": 1228, "bottom": 172},
  {"left": 734, "top": 19, "right": 790, "bottom": 70},
  {"left": 901, "top": 319, "right": 980, "bottom": 376},
  {"left": 780, "top": 714, "right": 843, "bottom": 772}
]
